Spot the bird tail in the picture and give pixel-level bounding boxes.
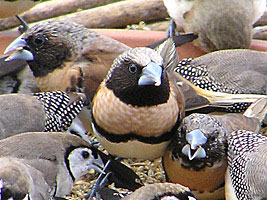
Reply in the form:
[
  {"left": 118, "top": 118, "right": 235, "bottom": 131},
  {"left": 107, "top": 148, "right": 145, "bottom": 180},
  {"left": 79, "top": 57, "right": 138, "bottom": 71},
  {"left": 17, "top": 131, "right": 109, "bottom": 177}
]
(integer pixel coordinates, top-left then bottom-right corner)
[
  {"left": 175, "top": 74, "right": 267, "bottom": 111},
  {"left": 243, "top": 97, "right": 267, "bottom": 125}
]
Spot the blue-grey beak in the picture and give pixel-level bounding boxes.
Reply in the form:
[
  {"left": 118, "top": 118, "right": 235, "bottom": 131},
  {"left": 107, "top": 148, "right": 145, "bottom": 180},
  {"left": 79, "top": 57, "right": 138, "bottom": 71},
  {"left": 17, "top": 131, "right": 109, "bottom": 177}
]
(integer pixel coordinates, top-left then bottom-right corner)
[
  {"left": 4, "top": 34, "right": 34, "bottom": 61},
  {"left": 138, "top": 62, "right": 162, "bottom": 86},
  {"left": 90, "top": 154, "right": 105, "bottom": 174},
  {"left": 182, "top": 129, "right": 207, "bottom": 160}
]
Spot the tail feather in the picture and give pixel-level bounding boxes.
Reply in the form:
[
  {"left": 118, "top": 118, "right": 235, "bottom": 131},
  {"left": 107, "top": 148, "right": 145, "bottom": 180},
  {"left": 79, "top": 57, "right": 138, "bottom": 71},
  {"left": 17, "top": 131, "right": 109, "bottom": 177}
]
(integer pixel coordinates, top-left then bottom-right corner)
[
  {"left": 173, "top": 73, "right": 267, "bottom": 111},
  {"left": 243, "top": 97, "right": 267, "bottom": 125}
]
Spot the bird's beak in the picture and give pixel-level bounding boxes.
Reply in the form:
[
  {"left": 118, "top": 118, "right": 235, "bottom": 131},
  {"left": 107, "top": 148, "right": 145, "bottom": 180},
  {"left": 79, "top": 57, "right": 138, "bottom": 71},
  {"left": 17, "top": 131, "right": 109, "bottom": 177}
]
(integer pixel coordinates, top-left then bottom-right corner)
[
  {"left": 4, "top": 34, "right": 34, "bottom": 61},
  {"left": 182, "top": 144, "right": 206, "bottom": 160},
  {"left": 138, "top": 62, "right": 162, "bottom": 86},
  {"left": 89, "top": 155, "right": 105, "bottom": 174},
  {"left": 182, "top": 129, "right": 207, "bottom": 160}
]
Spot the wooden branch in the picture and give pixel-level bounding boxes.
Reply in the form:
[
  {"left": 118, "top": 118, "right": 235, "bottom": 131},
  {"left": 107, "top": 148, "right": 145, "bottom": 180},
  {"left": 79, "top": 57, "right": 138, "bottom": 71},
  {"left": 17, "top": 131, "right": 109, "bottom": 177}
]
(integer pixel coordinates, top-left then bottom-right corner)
[
  {"left": 0, "top": 0, "right": 168, "bottom": 31},
  {"left": 53, "top": 0, "right": 169, "bottom": 28},
  {"left": 254, "top": 8, "right": 267, "bottom": 26},
  {"left": 253, "top": 25, "right": 267, "bottom": 40},
  {"left": 0, "top": 0, "right": 120, "bottom": 31}
]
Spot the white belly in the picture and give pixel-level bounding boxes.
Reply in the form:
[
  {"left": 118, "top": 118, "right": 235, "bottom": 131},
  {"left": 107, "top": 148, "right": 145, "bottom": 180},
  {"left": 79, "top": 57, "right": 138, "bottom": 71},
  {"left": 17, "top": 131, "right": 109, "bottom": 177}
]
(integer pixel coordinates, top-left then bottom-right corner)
[{"left": 93, "top": 124, "right": 169, "bottom": 160}]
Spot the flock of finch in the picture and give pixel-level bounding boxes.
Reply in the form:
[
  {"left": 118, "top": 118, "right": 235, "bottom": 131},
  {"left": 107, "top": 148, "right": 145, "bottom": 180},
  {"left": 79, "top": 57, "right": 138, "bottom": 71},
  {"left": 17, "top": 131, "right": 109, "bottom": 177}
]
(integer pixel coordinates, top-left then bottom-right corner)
[{"left": 0, "top": 0, "right": 266, "bottom": 200}]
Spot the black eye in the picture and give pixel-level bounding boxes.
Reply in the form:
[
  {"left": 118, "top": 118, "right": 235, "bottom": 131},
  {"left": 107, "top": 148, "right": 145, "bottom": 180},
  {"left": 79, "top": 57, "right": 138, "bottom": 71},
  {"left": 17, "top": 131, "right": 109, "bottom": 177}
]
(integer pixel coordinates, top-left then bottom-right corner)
[
  {"left": 33, "top": 35, "right": 45, "bottom": 46},
  {"left": 183, "top": 11, "right": 189, "bottom": 19},
  {"left": 128, "top": 64, "right": 137, "bottom": 73},
  {"left": 81, "top": 151, "right": 90, "bottom": 159}
]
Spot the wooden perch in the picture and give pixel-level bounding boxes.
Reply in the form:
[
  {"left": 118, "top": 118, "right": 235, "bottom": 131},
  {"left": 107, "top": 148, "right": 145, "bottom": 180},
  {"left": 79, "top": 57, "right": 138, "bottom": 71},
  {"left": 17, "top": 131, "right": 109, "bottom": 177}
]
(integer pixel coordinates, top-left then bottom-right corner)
[
  {"left": 0, "top": 0, "right": 168, "bottom": 31},
  {"left": 253, "top": 25, "right": 267, "bottom": 40},
  {"left": 0, "top": 0, "right": 120, "bottom": 31},
  {"left": 52, "top": 0, "right": 168, "bottom": 28}
]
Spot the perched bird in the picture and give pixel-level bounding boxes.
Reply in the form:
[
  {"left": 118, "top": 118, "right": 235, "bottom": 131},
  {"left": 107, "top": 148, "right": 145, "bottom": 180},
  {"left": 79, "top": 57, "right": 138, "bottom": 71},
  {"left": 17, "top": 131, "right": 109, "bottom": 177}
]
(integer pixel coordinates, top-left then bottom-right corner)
[
  {"left": 4, "top": 20, "right": 130, "bottom": 100},
  {"left": 163, "top": 0, "right": 266, "bottom": 52},
  {"left": 0, "top": 91, "right": 89, "bottom": 140},
  {"left": 0, "top": 157, "right": 52, "bottom": 200},
  {"left": 163, "top": 98, "right": 267, "bottom": 200},
  {"left": 91, "top": 38, "right": 185, "bottom": 160},
  {"left": 225, "top": 130, "right": 267, "bottom": 200},
  {"left": 0, "top": 132, "right": 142, "bottom": 198},
  {"left": 123, "top": 183, "right": 197, "bottom": 200},
  {"left": 173, "top": 49, "right": 267, "bottom": 113}
]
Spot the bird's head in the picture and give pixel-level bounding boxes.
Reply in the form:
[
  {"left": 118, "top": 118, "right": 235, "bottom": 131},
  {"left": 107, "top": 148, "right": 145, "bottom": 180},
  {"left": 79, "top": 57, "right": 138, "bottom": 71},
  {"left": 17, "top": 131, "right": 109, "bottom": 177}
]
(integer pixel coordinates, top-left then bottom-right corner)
[
  {"left": 172, "top": 113, "right": 228, "bottom": 170},
  {"left": 4, "top": 20, "right": 88, "bottom": 77},
  {"left": 105, "top": 47, "right": 171, "bottom": 107}
]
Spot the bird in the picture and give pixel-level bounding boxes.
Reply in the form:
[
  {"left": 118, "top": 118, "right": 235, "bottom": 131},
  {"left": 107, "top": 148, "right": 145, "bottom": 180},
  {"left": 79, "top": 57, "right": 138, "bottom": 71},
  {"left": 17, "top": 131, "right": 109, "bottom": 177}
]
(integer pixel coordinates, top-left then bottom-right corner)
[
  {"left": 225, "top": 130, "right": 267, "bottom": 200},
  {"left": 0, "top": 91, "right": 89, "bottom": 141},
  {"left": 123, "top": 183, "right": 198, "bottom": 200},
  {"left": 162, "top": 97, "right": 267, "bottom": 200},
  {"left": 0, "top": 157, "right": 52, "bottom": 200},
  {"left": 173, "top": 49, "right": 267, "bottom": 113},
  {"left": 0, "top": 132, "right": 142, "bottom": 198},
  {"left": 3, "top": 19, "right": 130, "bottom": 100},
  {"left": 163, "top": 0, "right": 266, "bottom": 52},
  {"left": 91, "top": 37, "right": 185, "bottom": 160}
]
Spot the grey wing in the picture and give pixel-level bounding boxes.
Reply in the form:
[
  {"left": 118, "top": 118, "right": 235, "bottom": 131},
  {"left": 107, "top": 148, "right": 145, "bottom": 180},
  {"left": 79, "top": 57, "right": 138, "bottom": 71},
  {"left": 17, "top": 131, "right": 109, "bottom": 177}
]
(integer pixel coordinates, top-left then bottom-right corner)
[
  {"left": 21, "top": 160, "right": 52, "bottom": 200},
  {"left": 193, "top": 49, "right": 267, "bottom": 94},
  {"left": 0, "top": 133, "right": 64, "bottom": 163},
  {"left": 216, "top": 114, "right": 261, "bottom": 134},
  {"left": 0, "top": 94, "right": 46, "bottom": 139},
  {"left": 24, "top": 159, "right": 58, "bottom": 189}
]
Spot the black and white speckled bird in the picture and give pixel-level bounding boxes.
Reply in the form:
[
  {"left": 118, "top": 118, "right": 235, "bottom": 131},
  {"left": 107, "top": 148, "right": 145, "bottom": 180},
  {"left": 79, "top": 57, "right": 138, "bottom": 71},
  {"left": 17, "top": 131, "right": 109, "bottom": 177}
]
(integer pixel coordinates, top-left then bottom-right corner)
[
  {"left": 225, "top": 130, "right": 267, "bottom": 200},
  {"left": 0, "top": 132, "right": 142, "bottom": 199},
  {"left": 0, "top": 91, "right": 89, "bottom": 141},
  {"left": 163, "top": 97, "right": 267, "bottom": 200},
  {"left": 163, "top": 0, "right": 266, "bottom": 52},
  {"left": 173, "top": 49, "right": 267, "bottom": 113}
]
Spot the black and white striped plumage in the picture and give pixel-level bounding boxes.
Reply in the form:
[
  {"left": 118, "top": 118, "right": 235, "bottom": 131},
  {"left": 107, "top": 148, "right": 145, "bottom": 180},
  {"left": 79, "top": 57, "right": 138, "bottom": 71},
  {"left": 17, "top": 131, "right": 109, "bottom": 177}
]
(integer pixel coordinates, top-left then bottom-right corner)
[
  {"left": 174, "top": 50, "right": 267, "bottom": 113},
  {"left": 0, "top": 91, "right": 86, "bottom": 139},
  {"left": 34, "top": 91, "right": 85, "bottom": 132},
  {"left": 226, "top": 130, "right": 267, "bottom": 200}
]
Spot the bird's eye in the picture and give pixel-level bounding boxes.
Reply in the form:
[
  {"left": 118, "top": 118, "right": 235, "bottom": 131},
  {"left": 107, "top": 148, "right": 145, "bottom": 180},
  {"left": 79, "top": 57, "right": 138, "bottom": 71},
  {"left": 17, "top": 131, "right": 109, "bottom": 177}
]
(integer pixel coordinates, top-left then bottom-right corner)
[
  {"left": 81, "top": 151, "right": 90, "bottom": 159},
  {"left": 183, "top": 11, "right": 189, "bottom": 19},
  {"left": 33, "top": 35, "right": 45, "bottom": 46},
  {"left": 128, "top": 64, "right": 137, "bottom": 73}
]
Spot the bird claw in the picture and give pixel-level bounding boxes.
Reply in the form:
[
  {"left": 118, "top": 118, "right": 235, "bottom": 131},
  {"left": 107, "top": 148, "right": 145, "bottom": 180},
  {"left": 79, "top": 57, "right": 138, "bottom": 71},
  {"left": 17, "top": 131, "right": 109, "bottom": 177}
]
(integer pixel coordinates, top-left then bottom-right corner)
[
  {"left": 85, "top": 160, "right": 112, "bottom": 200},
  {"left": 166, "top": 19, "right": 180, "bottom": 38}
]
